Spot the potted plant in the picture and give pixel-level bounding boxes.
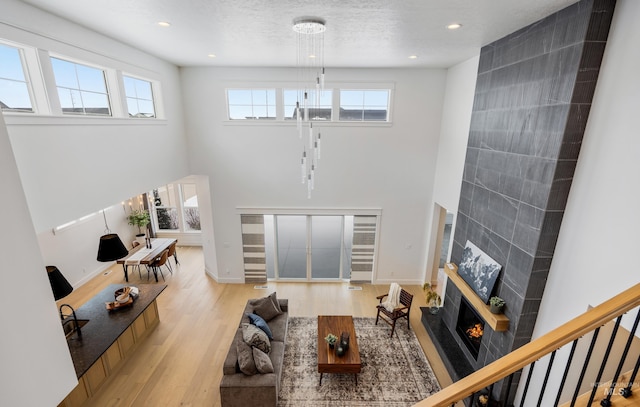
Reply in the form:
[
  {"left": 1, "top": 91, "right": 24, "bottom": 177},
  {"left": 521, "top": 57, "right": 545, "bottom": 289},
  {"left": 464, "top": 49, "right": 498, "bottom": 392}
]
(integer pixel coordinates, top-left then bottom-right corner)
[
  {"left": 423, "top": 282, "right": 442, "bottom": 314},
  {"left": 324, "top": 333, "right": 338, "bottom": 348},
  {"left": 127, "top": 209, "right": 151, "bottom": 244},
  {"left": 489, "top": 296, "right": 505, "bottom": 314}
]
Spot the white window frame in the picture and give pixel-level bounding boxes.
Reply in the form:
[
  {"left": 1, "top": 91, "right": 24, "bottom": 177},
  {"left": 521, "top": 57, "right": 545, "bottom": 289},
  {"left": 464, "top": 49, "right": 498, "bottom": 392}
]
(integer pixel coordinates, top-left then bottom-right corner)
[
  {"left": 49, "top": 55, "right": 113, "bottom": 116},
  {"left": 122, "top": 74, "right": 157, "bottom": 118},
  {"left": 226, "top": 88, "right": 277, "bottom": 120},
  {"left": 224, "top": 82, "right": 394, "bottom": 125}
]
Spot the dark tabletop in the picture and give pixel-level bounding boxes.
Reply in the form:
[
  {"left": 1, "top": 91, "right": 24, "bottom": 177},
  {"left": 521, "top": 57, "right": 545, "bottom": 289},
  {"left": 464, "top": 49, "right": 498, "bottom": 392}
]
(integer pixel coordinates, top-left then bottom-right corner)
[{"left": 63, "top": 283, "right": 166, "bottom": 378}]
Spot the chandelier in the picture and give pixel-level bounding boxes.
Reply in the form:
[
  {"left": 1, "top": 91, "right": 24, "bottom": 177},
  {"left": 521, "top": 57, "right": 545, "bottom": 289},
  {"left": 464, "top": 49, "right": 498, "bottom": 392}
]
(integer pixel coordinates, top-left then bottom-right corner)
[{"left": 292, "top": 17, "right": 326, "bottom": 198}]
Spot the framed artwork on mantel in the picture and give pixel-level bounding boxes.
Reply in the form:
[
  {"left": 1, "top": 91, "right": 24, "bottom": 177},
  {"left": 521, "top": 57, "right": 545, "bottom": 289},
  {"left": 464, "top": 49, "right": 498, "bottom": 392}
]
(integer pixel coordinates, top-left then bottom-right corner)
[{"left": 457, "top": 240, "right": 502, "bottom": 303}]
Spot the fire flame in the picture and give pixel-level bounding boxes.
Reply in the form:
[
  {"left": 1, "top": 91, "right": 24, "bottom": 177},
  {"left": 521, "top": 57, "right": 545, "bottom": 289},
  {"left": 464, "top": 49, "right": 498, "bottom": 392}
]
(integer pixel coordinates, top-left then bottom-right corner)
[{"left": 466, "top": 323, "right": 484, "bottom": 339}]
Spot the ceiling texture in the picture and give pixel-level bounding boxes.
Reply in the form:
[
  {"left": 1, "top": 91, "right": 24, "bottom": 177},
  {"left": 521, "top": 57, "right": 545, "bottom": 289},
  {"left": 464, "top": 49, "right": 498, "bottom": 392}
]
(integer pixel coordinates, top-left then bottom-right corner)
[{"left": 21, "top": 0, "right": 579, "bottom": 68}]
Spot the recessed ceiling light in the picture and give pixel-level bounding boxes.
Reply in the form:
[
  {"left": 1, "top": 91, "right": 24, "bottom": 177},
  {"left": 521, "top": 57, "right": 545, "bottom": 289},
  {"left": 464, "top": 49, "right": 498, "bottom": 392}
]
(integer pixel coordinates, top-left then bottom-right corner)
[
  {"left": 208, "top": 54, "right": 216, "bottom": 58},
  {"left": 447, "top": 23, "right": 462, "bottom": 30},
  {"left": 408, "top": 55, "right": 418, "bottom": 59},
  {"left": 157, "top": 21, "right": 171, "bottom": 27}
]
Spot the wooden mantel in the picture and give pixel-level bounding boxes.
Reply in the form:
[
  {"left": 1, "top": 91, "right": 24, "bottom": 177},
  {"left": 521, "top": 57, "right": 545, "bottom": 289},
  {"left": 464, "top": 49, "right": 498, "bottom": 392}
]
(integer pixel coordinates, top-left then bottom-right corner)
[{"left": 444, "top": 263, "right": 509, "bottom": 332}]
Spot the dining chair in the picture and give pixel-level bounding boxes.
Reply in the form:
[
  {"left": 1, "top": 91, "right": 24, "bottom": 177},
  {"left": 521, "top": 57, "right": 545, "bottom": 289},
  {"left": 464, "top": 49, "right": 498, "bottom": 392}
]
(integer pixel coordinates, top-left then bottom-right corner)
[
  {"left": 129, "top": 241, "right": 142, "bottom": 279},
  {"left": 149, "top": 249, "right": 171, "bottom": 281},
  {"left": 167, "top": 241, "right": 179, "bottom": 271}
]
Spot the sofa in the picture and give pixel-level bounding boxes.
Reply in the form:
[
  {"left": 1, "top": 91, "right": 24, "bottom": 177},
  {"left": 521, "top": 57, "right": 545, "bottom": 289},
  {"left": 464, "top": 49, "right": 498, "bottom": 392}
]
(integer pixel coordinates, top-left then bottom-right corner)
[{"left": 220, "top": 293, "right": 289, "bottom": 407}]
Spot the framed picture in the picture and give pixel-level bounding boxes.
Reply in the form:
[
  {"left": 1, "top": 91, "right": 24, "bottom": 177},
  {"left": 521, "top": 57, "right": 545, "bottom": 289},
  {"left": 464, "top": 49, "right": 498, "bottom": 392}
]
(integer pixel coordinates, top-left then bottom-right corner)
[{"left": 457, "top": 240, "right": 502, "bottom": 303}]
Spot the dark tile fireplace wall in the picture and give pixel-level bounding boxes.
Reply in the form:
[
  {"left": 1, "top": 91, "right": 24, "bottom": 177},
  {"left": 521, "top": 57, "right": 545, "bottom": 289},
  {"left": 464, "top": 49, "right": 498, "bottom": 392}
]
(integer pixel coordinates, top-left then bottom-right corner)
[{"left": 439, "top": 0, "right": 616, "bottom": 400}]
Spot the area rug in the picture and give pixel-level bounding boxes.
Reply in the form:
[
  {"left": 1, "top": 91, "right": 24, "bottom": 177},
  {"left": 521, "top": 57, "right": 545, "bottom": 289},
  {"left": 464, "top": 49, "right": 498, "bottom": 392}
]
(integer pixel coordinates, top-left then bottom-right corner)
[{"left": 278, "top": 317, "right": 440, "bottom": 406}]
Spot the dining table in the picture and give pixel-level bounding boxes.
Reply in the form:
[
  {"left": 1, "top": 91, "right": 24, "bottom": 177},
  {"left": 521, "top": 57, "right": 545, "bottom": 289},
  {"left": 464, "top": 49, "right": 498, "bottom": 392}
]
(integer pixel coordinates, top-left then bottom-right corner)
[{"left": 117, "top": 237, "right": 177, "bottom": 282}]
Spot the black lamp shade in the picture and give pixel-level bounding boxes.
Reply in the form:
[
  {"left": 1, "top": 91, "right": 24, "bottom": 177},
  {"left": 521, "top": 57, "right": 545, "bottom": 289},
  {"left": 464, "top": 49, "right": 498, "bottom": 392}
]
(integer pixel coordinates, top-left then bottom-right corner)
[
  {"left": 97, "top": 233, "right": 129, "bottom": 262},
  {"left": 46, "top": 266, "right": 73, "bottom": 300}
]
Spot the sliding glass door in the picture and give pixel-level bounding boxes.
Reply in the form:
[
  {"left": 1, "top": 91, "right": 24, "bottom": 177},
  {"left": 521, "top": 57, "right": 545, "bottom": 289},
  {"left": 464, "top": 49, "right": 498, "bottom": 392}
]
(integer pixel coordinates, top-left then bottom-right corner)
[
  {"left": 265, "top": 215, "right": 352, "bottom": 280},
  {"left": 311, "top": 216, "right": 342, "bottom": 279},
  {"left": 275, "top": 215, "right": 307, "bottom": 278}
]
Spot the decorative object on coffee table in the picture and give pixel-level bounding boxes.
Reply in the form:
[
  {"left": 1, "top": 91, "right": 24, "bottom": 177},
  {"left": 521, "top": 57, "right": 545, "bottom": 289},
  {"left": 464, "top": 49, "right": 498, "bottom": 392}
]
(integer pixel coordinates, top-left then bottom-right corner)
[{"left": 324, "top": 333, "right": 338, "bottom": 348}]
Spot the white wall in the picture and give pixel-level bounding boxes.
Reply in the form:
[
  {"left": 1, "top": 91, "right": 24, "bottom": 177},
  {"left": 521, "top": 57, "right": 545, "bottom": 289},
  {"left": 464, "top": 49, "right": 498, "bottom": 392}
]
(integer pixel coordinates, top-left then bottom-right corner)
[
  {"left": 424, "top": 56, "right": 479, "bottom": 282},
  {"left": 519, "top": 0, "right": 640, "bottom": 404},
  {"left": 0, "top": 3, "right": 190, "bottom": 405},
  {"left": 1, "top": 0, "right": 190, "bottom": 234},
  {"left": 180, "top": 67, "right": 447, "bottom": 283},
  {"left": 0, "top": 105, "right": 78, "bottom": 406}
]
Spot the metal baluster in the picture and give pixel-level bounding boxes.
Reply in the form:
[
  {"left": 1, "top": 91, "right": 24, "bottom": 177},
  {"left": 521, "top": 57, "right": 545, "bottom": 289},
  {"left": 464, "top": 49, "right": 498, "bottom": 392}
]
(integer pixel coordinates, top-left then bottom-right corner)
[
  {"left": 620, "top": 354, "right": 640, "bottom": 398},
  {"left": 554, "top": 339, "right": 579, "bottom": 406},
  {"left": 519, "top": 361, "right": 535, "bottom": 407},
  {"left": 536, "top": 350, "right": 557, "bottom": 407},
  {"left": 570, "top": 327, "right": 600, "bottom": 407},
  {"left": 601, "top": 309, "right": 640, "bottom": 406},
  {"left": 587, "top": 316, "right": 622, "bottom": 406},
  {"left": 503, "top": 373, "right": 515, "bottom": 407}
]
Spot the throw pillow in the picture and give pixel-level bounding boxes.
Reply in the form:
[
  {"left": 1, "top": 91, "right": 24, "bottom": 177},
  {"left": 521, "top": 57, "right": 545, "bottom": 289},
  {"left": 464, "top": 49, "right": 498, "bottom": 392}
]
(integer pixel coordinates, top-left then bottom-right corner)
[
  {"left": 242, "top": 323, "right": 271, "bottom": 354},
  {"left": 268, "top": 291, "right": 283, "bottom": 313},
  {"left": 247, "top": 313, "right": 274, "bottom": 339},
  {"left": 252, "top": 347, "right": 274, "bottom": 374},
  {"left": 250, "top": 295, "right": 282, "bottom": 322},
  {"left": 236, "top": 340, "right": 257, "bottom": 375}
]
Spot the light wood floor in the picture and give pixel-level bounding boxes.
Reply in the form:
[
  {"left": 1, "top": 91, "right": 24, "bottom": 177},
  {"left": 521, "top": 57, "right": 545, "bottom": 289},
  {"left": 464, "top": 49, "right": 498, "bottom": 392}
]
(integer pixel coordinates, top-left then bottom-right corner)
[{"left": 58, "top": 246, "right": 453, "bottom": 406}]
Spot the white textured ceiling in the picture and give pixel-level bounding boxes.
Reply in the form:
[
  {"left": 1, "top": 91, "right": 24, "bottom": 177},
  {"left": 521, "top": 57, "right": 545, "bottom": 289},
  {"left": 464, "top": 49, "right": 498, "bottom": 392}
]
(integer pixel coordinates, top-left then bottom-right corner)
[{"left": 20, "top": 0, "right": 579, "bottom": 68}]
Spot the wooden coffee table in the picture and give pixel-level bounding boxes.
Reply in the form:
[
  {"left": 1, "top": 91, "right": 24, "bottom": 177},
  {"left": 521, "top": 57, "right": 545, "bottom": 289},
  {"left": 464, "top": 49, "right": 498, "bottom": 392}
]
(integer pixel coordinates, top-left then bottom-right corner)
[{"left": 317, "top": 315, "right": 361, "bottom": 385}]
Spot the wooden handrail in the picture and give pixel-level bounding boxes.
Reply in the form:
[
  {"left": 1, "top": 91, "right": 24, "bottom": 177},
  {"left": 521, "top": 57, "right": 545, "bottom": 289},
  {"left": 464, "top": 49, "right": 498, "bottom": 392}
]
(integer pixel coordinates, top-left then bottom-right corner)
[{"left": 414, "top": 283, "right": 640, "bottom": 407}]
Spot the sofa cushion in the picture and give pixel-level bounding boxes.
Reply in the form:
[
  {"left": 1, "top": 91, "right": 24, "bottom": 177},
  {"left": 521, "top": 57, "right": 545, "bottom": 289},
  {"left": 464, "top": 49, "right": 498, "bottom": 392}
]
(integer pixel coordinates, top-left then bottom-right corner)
[
  {"left": 253, "top": 348, "right": 274, "bottom": 374},
  {"left": 247, "top": 313, "right": 273, "bottom": 339},
  {"left": 236, "top": 340, "right": 257, "bottom": 375},
  {"left": 250, "top": 293, "right": 283, "bottom": 322},
  {"left": 268, "top": 292, "right": 283, "bottom": 313},
  {"left": 242, "top": 323, "right": 271, "bottom": 354}
]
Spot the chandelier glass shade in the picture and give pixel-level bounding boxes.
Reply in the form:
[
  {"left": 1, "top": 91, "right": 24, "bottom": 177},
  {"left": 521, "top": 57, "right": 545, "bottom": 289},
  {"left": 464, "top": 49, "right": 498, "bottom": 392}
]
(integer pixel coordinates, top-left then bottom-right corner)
[{"left": 293, "top": 17, "right": 326, "bottom": 198}]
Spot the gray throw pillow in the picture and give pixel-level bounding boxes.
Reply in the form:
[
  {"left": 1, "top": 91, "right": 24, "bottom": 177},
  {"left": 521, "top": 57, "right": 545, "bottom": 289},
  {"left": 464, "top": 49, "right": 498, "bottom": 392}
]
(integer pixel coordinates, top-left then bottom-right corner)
[
  {"left": 242, "top": 323, "right": 271, "bottom": 354},
  {"left": 236, "top": 340, "right": 257, "bottom": 375},
  {"left": 253, "top": 348, "right": 274, "bottom": 374},
  {"left": 250, "top": 294, "right": 282, "bottom": 322},
  {"left": 268, "top": 291, "right": 283, "bottom": 313}
]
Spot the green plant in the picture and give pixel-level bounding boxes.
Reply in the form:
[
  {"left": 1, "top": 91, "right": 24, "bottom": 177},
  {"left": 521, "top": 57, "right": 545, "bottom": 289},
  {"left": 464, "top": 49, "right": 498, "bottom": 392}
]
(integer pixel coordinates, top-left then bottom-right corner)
[
  {"left": 423, "top": 282, "right": 442, "bottom": 307},
  {"left": 489, "top": 296, "right": 505, "bottom": 307},
  {"left": 127, "top": 209, "right": 151, "bottom": 235},
  {"left": 324, "top": 333, "right": 338, "bottom": 345}
]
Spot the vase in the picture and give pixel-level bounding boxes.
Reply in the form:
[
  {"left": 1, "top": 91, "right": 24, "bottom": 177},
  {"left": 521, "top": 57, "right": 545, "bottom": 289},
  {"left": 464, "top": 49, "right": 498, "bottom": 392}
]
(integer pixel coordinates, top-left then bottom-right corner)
[
  {"left": 329, "top": 343, "right": 334, "bottom": 349},
  {"left": 490, "top": 304, "right": 504, "bottom": 314},
  {"left": 340, "top": 332, "right": 350, "bottom": 351},
  {"left": 429, "top": 305, "right": 440, "bottom": 315}
]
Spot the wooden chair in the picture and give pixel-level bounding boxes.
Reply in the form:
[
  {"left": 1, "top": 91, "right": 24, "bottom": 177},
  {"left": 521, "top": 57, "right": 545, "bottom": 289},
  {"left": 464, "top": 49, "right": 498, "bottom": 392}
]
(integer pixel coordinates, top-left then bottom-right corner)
[
  {"left": 166, "top": 241, "right": 179, "bottom": 271},
  {"left": 375, "top": 288, "right": 413, "bottom": 337},
  {"left": 148, "top": 249, "right": 171, "bottom": 282},
  {"left": 130, "top": 241, "right": 142, "bottom": 279}
]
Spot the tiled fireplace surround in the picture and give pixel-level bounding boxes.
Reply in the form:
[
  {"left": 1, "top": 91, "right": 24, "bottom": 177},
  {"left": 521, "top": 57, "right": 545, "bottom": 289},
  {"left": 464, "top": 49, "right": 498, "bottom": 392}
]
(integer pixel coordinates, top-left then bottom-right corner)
[{"left": 422, "top": 0, "right": 616, "bottom": 402}]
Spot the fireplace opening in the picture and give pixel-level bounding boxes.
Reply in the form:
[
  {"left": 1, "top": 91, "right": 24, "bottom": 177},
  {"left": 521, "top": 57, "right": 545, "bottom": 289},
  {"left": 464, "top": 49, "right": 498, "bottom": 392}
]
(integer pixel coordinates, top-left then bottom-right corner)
[{"left": 456, "top": 297, "right": 485, "bottom": 360}]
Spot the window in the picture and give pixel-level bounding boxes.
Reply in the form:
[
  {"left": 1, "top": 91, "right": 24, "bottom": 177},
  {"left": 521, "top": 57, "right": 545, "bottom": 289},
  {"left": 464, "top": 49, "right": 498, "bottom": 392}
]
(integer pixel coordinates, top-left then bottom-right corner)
[
  {"left": 181, "top": 184, "right": 200, "bottom": 231},
  {"left": 339, "top": 89, "right": 389, "bottom": 121},
  {"left": 284, "top": 89, "right": 333, "bottom": 120},
  {"left": 227, "top": 89, "right": 276, "bottom": 120},
  {"left": 123, "top": 75, "right": 155, "bottom": 118},
  {"left": 152, "top": 186, "right": 178, "bottom": 230},
  {"left": 0, "top": 43, "right": 33, "bottom": 113},
  {"left": 51, "top": 57, "right": 111, "bottom": 116}
]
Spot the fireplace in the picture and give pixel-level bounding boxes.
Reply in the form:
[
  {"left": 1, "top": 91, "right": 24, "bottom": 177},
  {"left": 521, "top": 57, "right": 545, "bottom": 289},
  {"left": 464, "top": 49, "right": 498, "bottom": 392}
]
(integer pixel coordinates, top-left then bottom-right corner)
[{"left": 456, "top": 297, "right": 484, "bottom": 360}]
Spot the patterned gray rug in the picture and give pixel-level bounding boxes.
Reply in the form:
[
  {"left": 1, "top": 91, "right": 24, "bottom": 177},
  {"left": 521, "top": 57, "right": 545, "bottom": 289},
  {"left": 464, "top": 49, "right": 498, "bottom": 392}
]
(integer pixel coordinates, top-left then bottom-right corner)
[{"left": 278, "top": 317, "right": 441, "bottom": 406}]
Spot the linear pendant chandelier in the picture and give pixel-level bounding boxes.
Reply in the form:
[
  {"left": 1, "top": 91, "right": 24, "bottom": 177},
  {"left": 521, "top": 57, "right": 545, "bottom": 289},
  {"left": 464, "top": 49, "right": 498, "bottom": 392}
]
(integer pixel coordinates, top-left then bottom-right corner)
[{"left": 293, "top": 17, "right": 326, "bottom": 199}]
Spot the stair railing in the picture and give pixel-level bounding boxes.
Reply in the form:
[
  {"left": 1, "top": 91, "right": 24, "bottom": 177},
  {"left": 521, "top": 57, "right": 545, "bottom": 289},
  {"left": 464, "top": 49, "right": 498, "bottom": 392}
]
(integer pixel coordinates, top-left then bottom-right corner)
[{"left": 414, "top": 283, "right": 640, "bottom": 407}]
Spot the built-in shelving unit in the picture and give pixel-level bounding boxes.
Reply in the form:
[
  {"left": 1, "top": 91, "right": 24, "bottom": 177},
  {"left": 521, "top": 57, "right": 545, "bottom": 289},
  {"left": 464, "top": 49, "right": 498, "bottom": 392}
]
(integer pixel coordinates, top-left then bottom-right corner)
[{"left": 444, "top": 263, "right": 509, "bottom": 332}]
